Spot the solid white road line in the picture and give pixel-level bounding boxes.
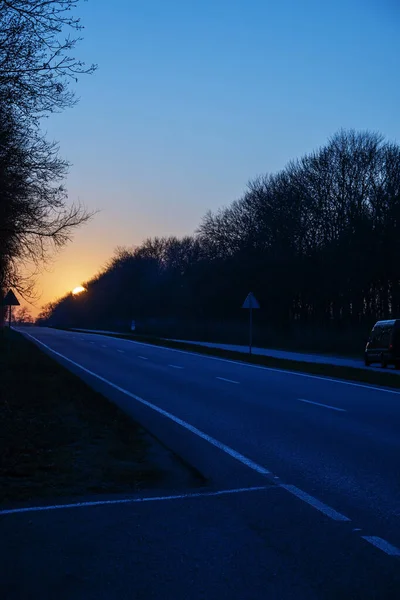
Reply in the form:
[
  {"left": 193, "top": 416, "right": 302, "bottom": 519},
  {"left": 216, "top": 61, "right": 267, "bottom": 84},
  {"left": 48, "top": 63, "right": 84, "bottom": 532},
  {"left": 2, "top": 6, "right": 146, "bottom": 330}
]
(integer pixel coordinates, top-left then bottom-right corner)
[
  {"left": 0, "top": 486, "right": 271, "bottom": 517},
  {"left": 361, "top": 536, "right": 400, "bottom": 557},
  {"left": 169, "top": 364, "right": 184, "bottom": 369},
  {"left": 216, "top": 377, "right": 239, "bottom": 384},
  {"left": 298, "top": 398, "right": 347, "bottom": 412},
  {"left": 280, "top": 484, "right": 351, "bottom": 522},
  {"left": 57, "top": 328, "right": 400, "bottom": 394},
  {"left": 19, "top": 328, "right": 400, "bottom": 550},
  {"left": 21, "top": 332, "right": 367, "bottom": 529},
  {"left": 22, "top": 333, "right": 272, "bottom": 477},
  {"left": 115, "top": 337, "right": 400, "bottom": 395},
  {"left": 138, "top": 356, "right": 148, "bottom": 360}
]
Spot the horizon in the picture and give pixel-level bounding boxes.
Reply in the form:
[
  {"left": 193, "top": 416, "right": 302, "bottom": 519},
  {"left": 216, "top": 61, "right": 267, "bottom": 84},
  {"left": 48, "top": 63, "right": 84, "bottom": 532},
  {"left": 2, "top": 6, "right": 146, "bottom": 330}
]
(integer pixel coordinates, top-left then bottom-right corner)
[{"left": 16, "top": 0, "right": 400, "bottom": 317}]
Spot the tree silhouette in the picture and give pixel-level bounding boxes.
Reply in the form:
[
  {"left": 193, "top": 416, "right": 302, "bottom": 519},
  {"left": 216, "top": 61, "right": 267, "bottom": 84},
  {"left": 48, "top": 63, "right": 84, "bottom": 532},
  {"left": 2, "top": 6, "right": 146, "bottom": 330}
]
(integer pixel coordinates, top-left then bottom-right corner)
[
  {"left": 41, "top": 130, "right": 400, "bottom": 353},
  {"left": 0, "top": 0, "right": 95, "bottom": 299}
]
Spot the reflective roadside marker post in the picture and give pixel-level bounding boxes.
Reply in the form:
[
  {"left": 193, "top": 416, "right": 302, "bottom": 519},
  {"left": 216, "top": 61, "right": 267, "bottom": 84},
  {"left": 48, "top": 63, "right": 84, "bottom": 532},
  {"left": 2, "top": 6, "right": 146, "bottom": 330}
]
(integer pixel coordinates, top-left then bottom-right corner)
[
  {"left": 2, "top": 289, "right": 20, "bottom": 328},
  {"left": 242, "top": 292, "right": 260, "bottom": 355}
]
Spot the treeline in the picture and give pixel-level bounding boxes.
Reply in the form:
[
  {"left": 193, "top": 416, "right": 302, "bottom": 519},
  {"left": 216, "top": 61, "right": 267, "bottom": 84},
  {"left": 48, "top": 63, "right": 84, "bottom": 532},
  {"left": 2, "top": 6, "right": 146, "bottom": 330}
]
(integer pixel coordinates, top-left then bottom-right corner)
[
  {"left": 40, "top": 130, "right": 400, "bottom": 351},
  {"left": 0, "top": 1, "right": 94, "bottom": 302}
]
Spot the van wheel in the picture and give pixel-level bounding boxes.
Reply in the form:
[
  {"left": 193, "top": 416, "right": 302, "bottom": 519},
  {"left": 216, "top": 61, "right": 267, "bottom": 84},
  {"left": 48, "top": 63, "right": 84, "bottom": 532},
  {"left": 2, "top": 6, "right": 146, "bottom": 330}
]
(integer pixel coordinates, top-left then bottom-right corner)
[{"left": 381, "top": 355, "right": 387, "bottom": 368}]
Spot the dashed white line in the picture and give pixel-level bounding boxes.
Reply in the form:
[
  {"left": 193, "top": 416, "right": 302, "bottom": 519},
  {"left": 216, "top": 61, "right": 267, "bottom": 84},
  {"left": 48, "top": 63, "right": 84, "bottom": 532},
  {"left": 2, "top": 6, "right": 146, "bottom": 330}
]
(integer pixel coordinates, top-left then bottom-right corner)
[
  {"left": 52, "top": 328, "right": 400, "bottom": 394},
  {"left": 138, "top": 356, "right": 148, "bottom": 360},
  {"left": 101, "top": 345, "right": 107, "bottom": 348},
  {"left": 216, "top": 377, "right": 239, "bottom": 384},
  {"left": 89, "top": 341, "right": 95, "bottom": 345},
  {"left": 298, "top": 398, "right": 347, "bottom": 412},
  {"left": 361, "top": 536, "right": 400, "bottom": 557},
  {"left": 117, "top": 350, "right": 125, "bottom": 353},
  {"left": 22, "top": 329, "right": 400, "bottom": 557},
  {"left": 0, "top": 486, "right": 271, "bottom": 516},
  {"left": 280, "top": 484, "right": 351, "bottom": 522},
  {"left": 118, "top": 336, "right": 400, "bottom": 395},
  {"left": 169, "top": 364, "right": 184, "bottom": 369}
]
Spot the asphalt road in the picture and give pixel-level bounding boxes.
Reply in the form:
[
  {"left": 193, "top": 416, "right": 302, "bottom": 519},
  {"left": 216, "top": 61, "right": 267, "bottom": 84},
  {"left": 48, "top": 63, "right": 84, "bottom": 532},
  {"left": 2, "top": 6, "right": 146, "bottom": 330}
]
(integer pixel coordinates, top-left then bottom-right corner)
[{"left": 3, "top": 326, "right": 400, "bottom": 599}]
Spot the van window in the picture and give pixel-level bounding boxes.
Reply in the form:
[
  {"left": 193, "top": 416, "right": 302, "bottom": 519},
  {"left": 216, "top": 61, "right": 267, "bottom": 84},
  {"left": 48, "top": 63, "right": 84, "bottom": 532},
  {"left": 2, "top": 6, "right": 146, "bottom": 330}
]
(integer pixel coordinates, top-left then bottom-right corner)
[
  {"left": 369, "top": 327, "right": 380, "bottom": 348},
  {"left": 381, "top": 326, "right": 391, "bottom": 347}
]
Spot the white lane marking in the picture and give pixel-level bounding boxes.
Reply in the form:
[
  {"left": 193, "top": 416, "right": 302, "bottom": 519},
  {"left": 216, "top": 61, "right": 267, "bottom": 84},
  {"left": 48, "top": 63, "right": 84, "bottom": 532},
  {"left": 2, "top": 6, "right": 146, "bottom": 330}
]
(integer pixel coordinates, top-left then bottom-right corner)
[
  {"left": 101, "top": 345, "right": 107, "bottom": 348},
  {"left": 280, "top": 484, "right": 351, "bottom": 522},
  {"left": 117, "top": 350, "right": 125, "bottom": 354},
  {"left": 361, "top": 536, "right": 400, "bottom": 557},
  {"left": 0, "top": 486, "right": 271, "bottom": 517},
  {"left": 169, "top": 364, "right": 184, "bottom": 369},
  {"left": 90, "top": 341, "right": 95, "bottom": 344},
  {"left": 20, "top": 331, "right": 377, "bottom": 529},
  {"left": 216, "top": 376, "right": 239, "bottom": 384},
  {"left": 57, "top": 329, "right": 400, "bottom": 395},
  {"left": 138, "top": 356, "right": 148, "bottom": 360},
  {"left": 112, "top": 337, "right": 400, "bottom": 395},
  {"left": 21, "top": 333, "right": 272, "bottom": 476},
  {"left": 298, "top": 398, "right": 347, "bottom": 412}
]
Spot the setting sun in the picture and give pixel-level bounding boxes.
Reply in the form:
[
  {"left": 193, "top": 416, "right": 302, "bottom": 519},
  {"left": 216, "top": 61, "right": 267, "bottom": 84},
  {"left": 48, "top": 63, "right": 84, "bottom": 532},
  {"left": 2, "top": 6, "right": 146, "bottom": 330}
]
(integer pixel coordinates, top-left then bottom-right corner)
[{"left": 72, "top": 286, "right": 86, "bottom": 295}]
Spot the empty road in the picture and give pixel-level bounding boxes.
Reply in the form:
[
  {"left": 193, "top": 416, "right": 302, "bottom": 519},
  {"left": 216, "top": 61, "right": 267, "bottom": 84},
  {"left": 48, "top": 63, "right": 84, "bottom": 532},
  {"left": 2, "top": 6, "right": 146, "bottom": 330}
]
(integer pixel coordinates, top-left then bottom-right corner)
[{"left": 4, "top": 326, "right": 400, "bottom": 598}]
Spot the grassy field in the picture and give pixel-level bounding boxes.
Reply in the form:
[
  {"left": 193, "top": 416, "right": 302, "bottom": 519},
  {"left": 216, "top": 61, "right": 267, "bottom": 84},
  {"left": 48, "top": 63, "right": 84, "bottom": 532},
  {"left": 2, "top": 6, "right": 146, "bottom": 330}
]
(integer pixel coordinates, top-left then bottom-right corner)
[{"left": 0, "top": 328, "right": 196, "bottom": 506}]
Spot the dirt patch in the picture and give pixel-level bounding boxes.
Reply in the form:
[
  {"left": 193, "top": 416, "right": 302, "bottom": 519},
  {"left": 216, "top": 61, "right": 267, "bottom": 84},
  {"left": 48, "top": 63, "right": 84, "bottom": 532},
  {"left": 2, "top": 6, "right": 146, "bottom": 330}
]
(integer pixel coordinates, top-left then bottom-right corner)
[{"left": 0, "top": 328, "right": 203, "bottom": 505}]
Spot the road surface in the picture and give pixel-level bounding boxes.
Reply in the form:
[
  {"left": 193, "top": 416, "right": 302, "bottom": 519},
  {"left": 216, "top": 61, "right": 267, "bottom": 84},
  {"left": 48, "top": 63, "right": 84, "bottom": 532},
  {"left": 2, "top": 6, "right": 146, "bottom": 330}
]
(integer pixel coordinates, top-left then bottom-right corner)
[{"left": 3, "top": 326, "right": 400, "bottom": 599}]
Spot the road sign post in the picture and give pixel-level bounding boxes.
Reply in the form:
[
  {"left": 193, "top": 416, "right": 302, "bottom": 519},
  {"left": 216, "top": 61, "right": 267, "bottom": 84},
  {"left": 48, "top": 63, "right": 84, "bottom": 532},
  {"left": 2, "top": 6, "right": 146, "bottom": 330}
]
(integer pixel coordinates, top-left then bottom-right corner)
[
  {"left": 242, "top": 292, "right": 260, "bottom": 355},
  {"left": 2, "top": 289, "right": 20, "bottom": 328}
]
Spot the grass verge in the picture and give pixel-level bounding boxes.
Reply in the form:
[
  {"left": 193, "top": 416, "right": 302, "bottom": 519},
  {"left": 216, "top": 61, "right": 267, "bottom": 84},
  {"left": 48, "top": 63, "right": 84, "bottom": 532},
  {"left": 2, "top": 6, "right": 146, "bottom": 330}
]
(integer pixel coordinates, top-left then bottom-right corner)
[
  {"left": 0, "top": 328, "right": 197, "bottom": 506},
  {"left": 67, "top": 328, "right": 400, "bottom": 390}
]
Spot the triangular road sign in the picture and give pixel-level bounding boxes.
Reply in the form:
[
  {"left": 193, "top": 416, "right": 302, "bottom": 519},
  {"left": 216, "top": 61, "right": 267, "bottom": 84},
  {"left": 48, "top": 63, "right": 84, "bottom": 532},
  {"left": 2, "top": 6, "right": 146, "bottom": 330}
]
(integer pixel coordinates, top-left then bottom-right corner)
[
  {"left": 3, "top": 289, "right": 20, "bottom": 306},
  {"left": 242, "top": 292, "right": 260, "bottom": 309}
]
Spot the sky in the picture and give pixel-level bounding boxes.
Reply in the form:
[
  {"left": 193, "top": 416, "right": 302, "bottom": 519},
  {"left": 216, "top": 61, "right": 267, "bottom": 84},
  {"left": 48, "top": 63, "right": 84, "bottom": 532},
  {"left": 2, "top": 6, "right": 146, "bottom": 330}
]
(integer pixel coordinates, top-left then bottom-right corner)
[{"left": 24, "top": 0, "right": 400, "bottom": 316}]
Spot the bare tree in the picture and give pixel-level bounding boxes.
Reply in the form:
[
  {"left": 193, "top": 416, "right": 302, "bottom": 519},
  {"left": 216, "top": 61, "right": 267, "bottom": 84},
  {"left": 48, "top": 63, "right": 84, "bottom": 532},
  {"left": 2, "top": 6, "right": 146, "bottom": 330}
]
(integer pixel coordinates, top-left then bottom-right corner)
[
  {"left": 0, "top": 0, "right": 97, "bottom": 120},
  {"left": 39, "top": 129, "right": 400, "bottom": 352},
  {"left": 0, "top": 106, "right": 92, "bottom": 297},
  {"left": 0, "top": 0, "right": 96, "bottom": 298},
  {"left": 13, "top": 305, "right": 33, "bottom": 324}
]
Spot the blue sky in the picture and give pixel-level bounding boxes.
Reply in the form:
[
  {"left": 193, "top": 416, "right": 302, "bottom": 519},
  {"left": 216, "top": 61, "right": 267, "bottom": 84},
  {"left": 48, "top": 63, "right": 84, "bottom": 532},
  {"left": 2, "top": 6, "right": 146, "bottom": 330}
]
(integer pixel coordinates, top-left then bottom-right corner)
[{"left": 37, "top": 0, "right": 400, "bottom": 309}]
